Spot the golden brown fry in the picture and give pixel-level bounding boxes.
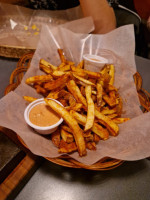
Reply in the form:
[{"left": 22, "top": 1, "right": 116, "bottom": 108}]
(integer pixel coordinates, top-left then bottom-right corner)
[
  {"left": 61, "top": 125, "right": 72, "bottom": 133},
  {"left": 108, "top": 64, "right": 115, "bottom": 85},
  {"left": 70, "top": 110, "right": 109, "bottom": 140},
  {"left": 39, "top": 64, "right": 52, "bottom": 74},
  {"left": 102, "top": 91, "right": 117, "bottom": 107},
  {"left": 47, "top": 89, "right": 60, "bottom": 99},
  {"left": 76, "top": 60, "right": 84, "bottom": 69},
  {"left": 86, "top": 142, "right": 96, "bottom": 151},
  {"left": 40, "top": 59, "right": 57, "bottom": 70},
  {"left": 57, "top": 64, "right": 71, "bottom": 72},
  {"left": 57, "top": 49, "right": 66, "bottom": 63},
  {"left": 66, "top": 80, "right": 87, "bottom": 107},
  {"left": 101, "top": 107, "right": 117, "bottom": 115},
  {"left": 51, "top": 128, "right": 61, "bottom": 148},
  {"left": 45, "top": 99, "right": 86, "bottom": 156},
  {"left": 93, "top": 133, "right": 101, "bottom": 143},
  {"left": 65, "top": 103, "right": 83, "bottom": 112},
  {"left": 84, "top": 85, "right": 95, "bottom": 131},
  {"left": 59, "top": 140, "right": 77, "bottom": 153},
  {"left": 26, "top": 74, "right": 53, "bottom": 85},
  {"left": 23, "top": 96, "right": 37, "bottom": 102},
  {"left": 107, "top": 113, "right": 118, "bottom": 119},
  {"left": 112, "top": 117, "right": 130, "bottom": 124},
  {"left": 73, "top": 73, "right": 95, "bottom": 86},
  {"left": 83, "top": 130, "right": 93, "bottom": 142},
  {"left": 71, "top": 66, "right": 101, "bottom": 79},
  {"left": 52, "top": 70, "right": 66, "bottom": 77},
  {"left": 44, "top": 74, "right": 70, "bottom": 90},
  {"left": 61, "top": 128, "right": 74, "bottom": 143},
  {"left": 96, "top": 83, "right": 103, "bottom": 106},
  {"left": 94, "top": 109, "right": 119, "bottom": 136},
  {"left": 34, "top": 84, "right": 47, "bottom": 95},
  {"left": 116, "top": 96, "right": 123, "bottom": 117}
]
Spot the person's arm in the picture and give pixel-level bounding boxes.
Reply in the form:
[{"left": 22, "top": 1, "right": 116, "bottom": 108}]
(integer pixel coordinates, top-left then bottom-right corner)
[{"left": 79, "top": 0, "right": 116, "bottom": 34}]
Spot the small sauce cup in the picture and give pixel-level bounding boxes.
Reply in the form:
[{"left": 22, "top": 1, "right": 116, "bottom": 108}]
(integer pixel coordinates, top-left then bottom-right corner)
[
  {"left": 83, "top": 54, "right": 108, "bottom": 72},
  {"left": 24, "top": 98, "right": 63, "bottom": 135}
]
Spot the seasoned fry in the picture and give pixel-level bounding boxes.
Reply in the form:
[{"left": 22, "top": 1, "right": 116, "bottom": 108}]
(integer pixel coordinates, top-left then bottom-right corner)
[
  {"left": 61, "top": 125, "right": 72, "bottom": 133},
  {"left": 45, "top": 99, "right": 87, "bottom": 156},
  {"left": 86, "top": 142, "right": 96, "bottom": 151},
  {"left": 112, "top": 117, "right": 130, "bottom": 124},
  {"left": 84, "top": 85, "right": 95, "bottom": 131},
  {"left": 76, "top": 60, "right": 84, "bottom": 69},
  {"left": 39, "top": 64, "right": 52, "bottom": 74},
  {"left": 108, "top": 64, "right": 115, "bottom": 85},
  {"left": 61, "top": 128, "right": 74, "bottom": 143},
  {"left": 34, "top": 84, "right": 47, "bottom": 95},
  {"left": 96, "top": 83, "right": 103, "bottom": 106},
  {"left": 57, "top": 64, "right": 71, "bottom": 72},
  {"left": 70, "top": 110, "right": 109, "bottom": 140},
  {"left": 40, "top": 59, "right": 57, "bottom": 70},
  {"left": 66, "top": 80, "right": 87, "bottom": 107},
  {"left": 73, "top": 73, "right": 95, "bottom": 86},
  {"left": 44, "top": 74, "right": 70, "bottom": 90},
  {"left": 51, "top": 128, "right": 61, "bottom": 148},
  {"left": 71, "top": 66, "right": 101, "bottom": 79},
  {"left": 94, "top": 109, "right": 119, "bottom": 136},
  {"left": 58, "top": 49, "right": 66, "bottom": 63},
  {"left": 59, "top": 140, "right": 77, "bottom": 153},
  {"left": 84, "top": 130, "right": 93, "bottom": 142},
  {"left": 66, "top": 103, "right": 83, "bottom": 112},
  {"left": 23, "top": 96, "right": 37, "bottom": 102},
  {"left": 26, "top": 74, "right": 53, "bottom": 85}
]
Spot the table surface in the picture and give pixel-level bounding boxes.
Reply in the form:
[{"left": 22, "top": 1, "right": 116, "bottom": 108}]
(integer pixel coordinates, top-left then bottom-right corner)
[{"left": 1, "top": 55, "right": 150, "bottom": 200}]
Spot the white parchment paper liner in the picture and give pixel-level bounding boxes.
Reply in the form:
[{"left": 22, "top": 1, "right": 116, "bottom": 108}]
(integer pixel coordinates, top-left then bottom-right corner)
[{"left": 0, "top": 23, "right": 150, "bottom": 165}]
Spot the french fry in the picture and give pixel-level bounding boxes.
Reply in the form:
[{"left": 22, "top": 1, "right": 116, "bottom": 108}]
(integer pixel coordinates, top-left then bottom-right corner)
[
  {"left": 23, "top": 96, "right": 37, "bottom": 102},
  {"left": 94, "top": 109, "right": 119, "bottom": 136},
  {"left": 83, "top": 130, "right": 93, "bottom": 142},
  {"left": 66, "top": 103, "right": 83, "bottom": 112},
  {"left": 76, "top": 60, "right": 84, "bottom": 69},
  {"left": 59, "top": 140, "right": 77, "bottom": 153},
  {"left": 108, "top": 64, "right": 115, "bottom": 85},
  {"left": 101, "top": 107, "right": 117, "bottom": 115},
  {"left": 26, "top": 74, "right": 53, "bottom": 85},
  {"left": 70, "top": 110, "right": 109, "bottom": 140},
  {"left": 44, "top": 74, "right": 70, "bottom": 90},
  {"left": 58, "top": 49, "right": 66, "bottom": 63},
  {"left": 40, "top": 59, "right": 57, "bottom": 70},
  {"left": 66, "top": 80, "right": 87, "bottom": 107},
  {"left": 51, "top": 128, "right": 61, "bottom": 148},
  {"left": 52, "top": 70, "right": 66, "bottom": 77},
  {"left": 84, "top": 85, "right": 95, "bottom": 131},
  {"left": 93, "top": 133, "right": 101, "bottom": 143},
  {"left": 39, "top": 64, "right": 52, "bottom": 74},
  {"left": 61, "top": 125, "right": 72, "bottom": 133},
  {"left": 86, "top": 142, "right": 96, "bottom": 151},
  {"left": 96, "top": 83, "right": 103, "bottom": 106},
  {"left": 61, "top": 128, "right": 74, "bottom": 143},
  {"left": 57, "top": 64, "right": 71, "bottom": 72},
  {"left": 34, "top": 84, "right": 47, "bottom": 95},
  {"left": 112, "top": 117, "right": 130, "bottom": 124},
  {"left": 47, "top": 89, "right": 60, "bottom": 99},
  {"left": 71, "top": 66, "right": 101, "bottom": 79},
  {"left": 73, "top": 73, "right": 95, "bottom": 86},
  {"left": 45, "top": 99, "right": 87, "bottom": 156}
]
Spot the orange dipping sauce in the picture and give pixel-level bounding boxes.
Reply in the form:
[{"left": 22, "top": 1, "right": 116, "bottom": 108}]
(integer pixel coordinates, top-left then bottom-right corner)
[{"left": 29, "top": 103, "right": 60, "bottom": 127}]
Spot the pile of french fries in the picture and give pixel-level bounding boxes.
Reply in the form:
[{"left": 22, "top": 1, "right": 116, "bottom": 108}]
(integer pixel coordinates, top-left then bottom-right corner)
[{"left": 24, "top": 49, "right": 130, "bottom": 157}]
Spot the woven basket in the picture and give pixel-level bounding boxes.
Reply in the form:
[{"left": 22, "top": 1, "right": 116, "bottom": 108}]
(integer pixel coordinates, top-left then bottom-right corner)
[{"left": 4, "top": 53, "right": 150, "bottom": 170}]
